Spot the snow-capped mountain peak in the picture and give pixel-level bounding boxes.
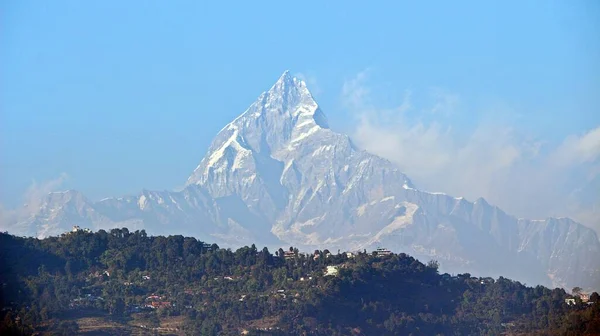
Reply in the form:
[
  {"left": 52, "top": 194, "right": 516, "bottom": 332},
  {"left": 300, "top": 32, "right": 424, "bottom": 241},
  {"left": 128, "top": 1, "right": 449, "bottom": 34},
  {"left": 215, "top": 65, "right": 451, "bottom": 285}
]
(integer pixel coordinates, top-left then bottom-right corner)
[
  {"left": 5, "top": 70, "right": 599, "bottom": 292},
  {"left": 185, "top": 71, "right": 333, "bottom": 187}
]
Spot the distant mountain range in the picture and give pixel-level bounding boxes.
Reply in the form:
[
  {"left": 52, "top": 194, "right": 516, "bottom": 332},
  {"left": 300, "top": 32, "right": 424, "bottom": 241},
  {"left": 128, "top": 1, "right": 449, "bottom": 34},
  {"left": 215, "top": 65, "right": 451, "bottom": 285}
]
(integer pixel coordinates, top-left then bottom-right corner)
[{"left": 5, "top": 71, "right": 599, "bottom": 291}]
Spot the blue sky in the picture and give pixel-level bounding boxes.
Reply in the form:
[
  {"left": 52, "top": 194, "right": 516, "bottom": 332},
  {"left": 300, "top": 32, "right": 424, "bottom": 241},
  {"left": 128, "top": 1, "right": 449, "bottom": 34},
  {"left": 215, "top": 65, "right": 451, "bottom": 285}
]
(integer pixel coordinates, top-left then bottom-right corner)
[{"left": 2, "top": 1, "right": 599, "bottom": 226}]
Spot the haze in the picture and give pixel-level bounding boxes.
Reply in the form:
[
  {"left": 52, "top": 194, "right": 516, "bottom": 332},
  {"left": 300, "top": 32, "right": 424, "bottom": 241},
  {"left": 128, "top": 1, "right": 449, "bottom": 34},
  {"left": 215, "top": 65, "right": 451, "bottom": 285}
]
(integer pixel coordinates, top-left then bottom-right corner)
[{"left": 1, "top": 1, "right": 599, "bottom": 233}]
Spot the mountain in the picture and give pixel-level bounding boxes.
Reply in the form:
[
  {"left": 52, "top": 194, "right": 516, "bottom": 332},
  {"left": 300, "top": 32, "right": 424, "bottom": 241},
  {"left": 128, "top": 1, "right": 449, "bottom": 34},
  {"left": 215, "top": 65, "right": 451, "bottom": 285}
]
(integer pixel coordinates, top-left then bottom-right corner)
[{"left": 4, "top": 71, "right": 600, "bottom": 291}]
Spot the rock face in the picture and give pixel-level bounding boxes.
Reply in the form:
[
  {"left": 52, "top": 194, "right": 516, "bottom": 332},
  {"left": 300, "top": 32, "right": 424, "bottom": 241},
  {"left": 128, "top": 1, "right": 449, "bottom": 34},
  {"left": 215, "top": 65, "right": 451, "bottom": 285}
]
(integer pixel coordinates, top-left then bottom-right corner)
[{"left": 6, "top": 71, "right": 600, "bottom": 291}]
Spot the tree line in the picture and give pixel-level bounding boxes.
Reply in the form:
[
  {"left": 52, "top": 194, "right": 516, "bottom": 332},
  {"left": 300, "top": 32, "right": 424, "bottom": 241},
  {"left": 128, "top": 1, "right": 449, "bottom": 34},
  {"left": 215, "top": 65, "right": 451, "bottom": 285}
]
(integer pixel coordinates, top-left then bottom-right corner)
[{"left": 0, "top": 228, "right": 598, "bottom": 335}]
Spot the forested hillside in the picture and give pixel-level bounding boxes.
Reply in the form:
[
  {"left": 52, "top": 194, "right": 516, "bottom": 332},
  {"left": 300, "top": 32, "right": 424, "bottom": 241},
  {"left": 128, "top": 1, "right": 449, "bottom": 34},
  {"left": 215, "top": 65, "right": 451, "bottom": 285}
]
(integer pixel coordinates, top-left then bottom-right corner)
[{"left": 1, "top": 229, "right": 598, "bottom": 335}]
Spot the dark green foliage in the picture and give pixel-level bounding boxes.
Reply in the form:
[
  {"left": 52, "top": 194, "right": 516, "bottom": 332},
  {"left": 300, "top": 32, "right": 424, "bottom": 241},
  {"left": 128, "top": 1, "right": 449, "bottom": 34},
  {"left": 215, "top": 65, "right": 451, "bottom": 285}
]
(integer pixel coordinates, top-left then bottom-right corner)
[{"left": 0, "top": 230, "right": 598, "bottom": 335}]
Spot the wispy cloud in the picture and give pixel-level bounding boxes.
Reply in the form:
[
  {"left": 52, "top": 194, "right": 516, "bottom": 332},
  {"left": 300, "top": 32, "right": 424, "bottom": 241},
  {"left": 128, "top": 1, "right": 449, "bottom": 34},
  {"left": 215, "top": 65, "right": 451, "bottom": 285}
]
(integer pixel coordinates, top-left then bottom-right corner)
[
  {"left": 22, "top": 173, "right": 69, "bottom": 209},
  {"left": 429, "top": 88, "right": 460, "bottom": 116},
  {"left": 552, "top": 127, "right": 600, "bottom": 165},
  {"left": 0, "top": 173, "right": 68, "bottom": 232},
  {"left": 295, "top": 71, "right": 322, "bottom": 96},
  {"left": 343, "top": 70, "right": 600, "bottom": 233},
  {"left": 341, "top": 68, "right": 373, "bottom": 109}
]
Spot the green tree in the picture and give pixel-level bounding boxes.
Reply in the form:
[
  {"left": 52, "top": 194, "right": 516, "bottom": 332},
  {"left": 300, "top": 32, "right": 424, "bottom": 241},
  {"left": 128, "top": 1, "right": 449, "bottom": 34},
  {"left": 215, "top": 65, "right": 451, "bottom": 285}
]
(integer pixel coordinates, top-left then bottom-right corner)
[
  {"left": 427, "top": 260, "right": 439, "bottom": 271},
  {"left": 109, "top": 297, "right": 126, "bottom": 317},
  {"left": 273, "top": 267, "right": 287, "bottom": 287}
]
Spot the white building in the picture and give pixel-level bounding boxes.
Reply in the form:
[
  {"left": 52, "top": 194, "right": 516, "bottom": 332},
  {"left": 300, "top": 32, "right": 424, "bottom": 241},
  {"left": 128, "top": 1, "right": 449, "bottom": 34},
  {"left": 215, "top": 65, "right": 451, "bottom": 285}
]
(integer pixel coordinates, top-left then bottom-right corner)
[
  {"left": 325, "top": 265, "right": 339, "bottom": 276},
  {"left": 375, "top": 247, "right": 392, "bottom": 257}
]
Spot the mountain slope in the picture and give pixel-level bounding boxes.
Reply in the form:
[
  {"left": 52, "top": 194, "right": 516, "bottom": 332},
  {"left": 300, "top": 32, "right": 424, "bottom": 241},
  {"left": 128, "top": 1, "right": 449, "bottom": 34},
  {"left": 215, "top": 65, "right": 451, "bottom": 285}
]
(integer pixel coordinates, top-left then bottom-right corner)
[{"left": 5, "top": 71, "right": 599, "bottom": 291}]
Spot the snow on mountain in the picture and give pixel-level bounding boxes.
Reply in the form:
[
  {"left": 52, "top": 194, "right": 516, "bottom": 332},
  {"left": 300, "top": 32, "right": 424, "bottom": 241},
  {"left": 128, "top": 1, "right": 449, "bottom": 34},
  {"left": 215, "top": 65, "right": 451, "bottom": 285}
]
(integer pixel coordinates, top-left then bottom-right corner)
[{"left": 6, "top": 71, "right": 600, "bottom": 291}]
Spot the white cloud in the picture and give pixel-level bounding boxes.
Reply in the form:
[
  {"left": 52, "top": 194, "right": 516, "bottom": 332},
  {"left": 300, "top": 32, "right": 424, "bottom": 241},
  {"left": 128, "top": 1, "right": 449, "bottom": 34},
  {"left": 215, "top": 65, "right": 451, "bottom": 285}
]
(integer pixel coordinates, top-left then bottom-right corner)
[
  {"left": 344, "top": 70, "right": 600, "bottom": 233},
  {"left": 553, "top": 127, "right": 600, "bottom": 164}
]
